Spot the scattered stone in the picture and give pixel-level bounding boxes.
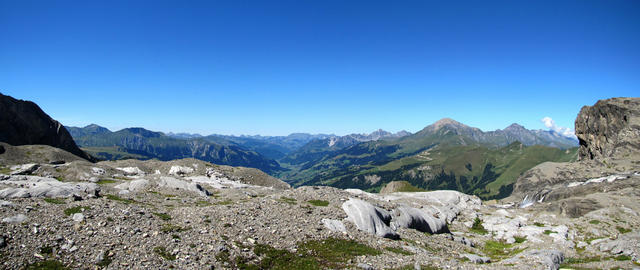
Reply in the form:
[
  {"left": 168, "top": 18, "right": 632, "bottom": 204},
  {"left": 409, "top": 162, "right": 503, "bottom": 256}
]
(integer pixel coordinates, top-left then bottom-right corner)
[
  {"left": 321, "top": 218, "right": 346, "bottom": 233},
  {"left": 2, "top": 214, "right": 28, "bottom": 223},
  {"left": 72, "top": 213, "right": 84, "bottom": 222},
  {"left": 462, "top": 253, "right": 490, "bottom": 264}
]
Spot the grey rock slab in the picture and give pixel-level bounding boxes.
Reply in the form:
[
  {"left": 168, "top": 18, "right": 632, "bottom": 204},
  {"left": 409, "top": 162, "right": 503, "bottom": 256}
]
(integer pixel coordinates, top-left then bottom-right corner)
[
  {"left": 114, "top": 179, "right": 149, "bottom": 193},
  {"left": 342, "top": 198, "right": 398, "bottom": 239},
  {"left": 462, "top": 253, "right": 490, "bottom": 264}
]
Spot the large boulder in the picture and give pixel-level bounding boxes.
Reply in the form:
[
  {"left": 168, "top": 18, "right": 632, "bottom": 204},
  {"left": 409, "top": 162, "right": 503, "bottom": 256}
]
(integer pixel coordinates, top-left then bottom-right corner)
[
  {"left": 391, "top": 205, "right": 448, "bottom": 234},
  {"left": 0, "top": 93, "right": 94, "bottom": 161},
  {"left": 342, "top": 198, "right": 398, "bottom": 239},
  {"left": 575, "top": 97, "right": 640, "bottom": 161}
]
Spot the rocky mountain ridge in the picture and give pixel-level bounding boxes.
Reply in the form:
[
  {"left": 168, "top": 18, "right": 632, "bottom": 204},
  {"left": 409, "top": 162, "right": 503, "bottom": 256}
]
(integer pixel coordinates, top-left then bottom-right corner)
[{"left": 0, "top": 94, "right": 94, "bottom": 162}]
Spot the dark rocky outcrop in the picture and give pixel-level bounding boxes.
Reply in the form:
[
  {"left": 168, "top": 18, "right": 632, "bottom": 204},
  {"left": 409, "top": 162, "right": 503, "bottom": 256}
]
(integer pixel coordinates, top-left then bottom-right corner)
[
  {"left": 575, "top": 97, "right": 640, "bottom": 161},
  {"left": 508, "top": 97, "right": 640, "bottom": 215},
  {"left": 0, "top": 93, "right": 94, "bottom": 161}
]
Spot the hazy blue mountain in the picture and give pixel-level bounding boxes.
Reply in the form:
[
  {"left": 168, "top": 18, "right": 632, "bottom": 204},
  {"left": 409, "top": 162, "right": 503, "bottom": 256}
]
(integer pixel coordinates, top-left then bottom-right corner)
[
  {"left": 68, "top": 125, "right": 283, "bottom": 174},
  {"left": 204, "top": 133, "right": 333, "bottom": 160},
  {"left": 66, "top": 124, "right": 111, "bottom": 138},
  {"left": 165, "top": 132, "right": 203, "bottom": 139}
]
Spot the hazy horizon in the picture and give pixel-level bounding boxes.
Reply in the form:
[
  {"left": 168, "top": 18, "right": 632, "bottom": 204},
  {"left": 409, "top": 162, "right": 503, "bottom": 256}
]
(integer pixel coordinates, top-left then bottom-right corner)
[{"left": 2, "top": 1, "right": 638, "bottom": 136}]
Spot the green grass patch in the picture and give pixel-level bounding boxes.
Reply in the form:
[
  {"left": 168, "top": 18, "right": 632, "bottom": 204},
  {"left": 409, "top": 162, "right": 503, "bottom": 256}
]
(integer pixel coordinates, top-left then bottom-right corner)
[
  {"left": 153, "top": 246, "right": 176, "bottom": 261},
  {"left": 389, "top": 264, "right": 440, "bottom": 270},
  {"left": 533, "top": 222, "right": 545, "bottom": 227},
  {"left": 43, "top": 198, "right": 66, "bottom": 204},
  {"left": 298, "top": 237, "right": 381, "bottom": 268},
  {"left": 0, "top": 167, "right": 11, "bottom": 174},
  {"left": 214, "top": 200, "right": 233, "bottom": 205},
  {"left": 470, "top": 217, "right": 488, "bottom": 235},
  {"left": 250, "top": 244, "right": 319, "bottom": 270},
  {"left": 616, "top": 226, "right": 631, "bottom": 234},
  {"left": 514, "top": 236, "right": 527, "bottom": 243},
  {"left": 278, "top": 196, "right": 297, "bottom": 205},
  {"left": 561, "top": 256, "right": 603, "bottom": 266},
  {"left": 588, "top": 220, "right": 600, "bottom": 225},
  {"left": 63, "top": 206, "right": 87, "bottom": 216},
  {"left": 96, "top": 179, "right": 116, "bottom": 185},
  {"left": 543, "top": 230, "right": 556, "bottom": 235},
  {"left": 307, "top": 200, "right": 329, "bottom": 207},
  {"left": 161, "top": 223, "right": 189, "bottom": 233},
  {"left": 384, "top": 247, "right": 414, "bottom": 255},
  {"left": 482, "top": 240, "right": 525, "bottom": 260},
  {"left": 152, "top": 212, "right": 172, "bottom": 221},
  {"left": 614, "top": 255, "right": 631, "bottom": 261},
  {"left": 196, "top": 200, "right": 213, "bottom": 206},
  {"left": 105, "top": 194, "right": 135, "bottom": 204},
  {"left": 25, "top": 260, "right": 68, "bottom": 270}
]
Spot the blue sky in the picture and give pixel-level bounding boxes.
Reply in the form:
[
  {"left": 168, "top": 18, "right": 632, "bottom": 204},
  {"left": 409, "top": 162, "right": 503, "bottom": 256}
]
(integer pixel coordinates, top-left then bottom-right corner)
[{"left": 1, "top": 0, "right": 638, "bottom": 136}]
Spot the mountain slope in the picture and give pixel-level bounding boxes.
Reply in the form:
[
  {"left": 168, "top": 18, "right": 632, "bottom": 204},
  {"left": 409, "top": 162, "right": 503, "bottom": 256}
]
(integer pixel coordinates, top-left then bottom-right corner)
[
  {"left": 0, "top": 93, "right": 94, "bottom": 161},
  {"left": 280, "top": 118, "right": 578, "bottom": 199},
  {"left": 68, "top": 125, "right": 283, "bottom": 174}
]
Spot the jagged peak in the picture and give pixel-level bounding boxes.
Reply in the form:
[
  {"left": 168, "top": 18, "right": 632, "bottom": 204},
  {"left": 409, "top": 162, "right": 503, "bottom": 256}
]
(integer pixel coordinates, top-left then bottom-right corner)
[
  {"left": 504, "top": 123, "right": 526, "bottom": 130},
  {"left": 430, "top": 118, "right": 468, "bottom": 130}
]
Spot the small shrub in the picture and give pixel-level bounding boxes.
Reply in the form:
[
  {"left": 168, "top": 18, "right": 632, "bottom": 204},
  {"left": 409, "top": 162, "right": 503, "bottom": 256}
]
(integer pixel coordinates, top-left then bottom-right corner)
[
  {"left": 470, "top": 217, "right": 488, "bottom": 235},
  {"left": 482, "top": 240, "right": 525, "bottom": 260},
  {"left": 39, "top": 245, "right": 54, "bottom": 255},
  {"left": 153, "top": 246, "right": 176, "bottom": 261},
  {"left": 307, "top": 200, "right": 329, "bottom": 207},
  {"left": 44, "top": 198, "right": 65, "bottom": 204}
]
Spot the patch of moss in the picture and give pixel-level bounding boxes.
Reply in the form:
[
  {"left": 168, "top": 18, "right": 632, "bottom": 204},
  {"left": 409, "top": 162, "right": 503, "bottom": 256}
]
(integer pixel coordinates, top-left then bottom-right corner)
[
  {"left": 153, "top": 246, "right": 176, "bottom": 261},
  {"left": 251, "top": 244, "right": 318, "bottom": 270},
  {"left": 278, "top": 196, "right": 297, "bottom": 205},
  {"left": 63, "top": 206, "right": 87, "bottom": 216},
  {"left": 561, "top": 256, "right": 603, "bottom": 266},
  {"left": 96, "top": 255, "right": 112, "bottom": 267},
  {"left": 384, "top": 247, "right": 414, "bottom": 255},
  {"left": 214, "top": 200, "right": 233, "bottom": 205},
  {"left": 25, "top": 260, "right": 68, "bottom": 270},
  {"left": 389, "top": 264, "right": 440, "bottom": 270},
  {"left": 96, "top": 179, "right": 116, "bottom": 185},
  {"left": 0, "top": 167, "right": 11, "bottom": 174},
  {"left": 482, "top": 240, "right": 525, "bottom": 260},
  {"left": 616, "top": 226, "right": 631, "bottom": 234},
  {"left": 543, "top": 230, "right": 556, "bottom": 235},
  {"left": 161, "top": 223, "right": 189, "bottom": 233},
  {"left": 589, "top": 220, "right": 600, "bottom": 225},
  {"left": 307, "top": 200, "right": 329, "bottom": 207},
  {"left": 43, "top": 198, "right": 66, "bottom": 204},
  {"left": 514, "top": 236, "right": 527, "bottom": 243},
  {"left": 470, "top": 217, "right": 488, "bottom": 235},
  {"left": 533, "top": 222, "right": 545, "bottom": 227},
  {"left": 196, "top": 200, "right": 213, "bottom": 206},
  {"left": 299, "top": 238, "right": 381, "bottom": 268},
  {"left": 105, "top": 194, "right": 135, "bottom": 204},
  {"left": 614, "top": 255, "right": 631, "bottom": 261},
  {"left": 152, "top": 212, "right": 172, "bottom": 221}
]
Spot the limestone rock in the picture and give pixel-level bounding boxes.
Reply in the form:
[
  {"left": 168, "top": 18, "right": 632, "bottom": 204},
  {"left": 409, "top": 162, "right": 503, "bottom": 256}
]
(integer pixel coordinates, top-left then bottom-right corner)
[
  {"left": 2, "top": 214, "right": 27, "bottom": 223},
  {"left": 321, "top": 219, "right": 346, "bottom": 233},
  {"left": 391, "top": 205, "right": 448, "bottom": 234},
  {"left": 0, "top": 175, "right": 99, "bottom": 198},
  {"left": 341, "top": 198, "right": 398, "bottom": 239}
]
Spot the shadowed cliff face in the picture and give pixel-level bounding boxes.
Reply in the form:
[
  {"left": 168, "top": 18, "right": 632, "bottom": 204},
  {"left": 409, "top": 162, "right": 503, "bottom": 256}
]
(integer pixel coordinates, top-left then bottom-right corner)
[
  {"left": 575, "top": 97, "right": 640, "bottom": 161},
  {"left": 0, "top": 93, "right": 94, "bottom": 162}
]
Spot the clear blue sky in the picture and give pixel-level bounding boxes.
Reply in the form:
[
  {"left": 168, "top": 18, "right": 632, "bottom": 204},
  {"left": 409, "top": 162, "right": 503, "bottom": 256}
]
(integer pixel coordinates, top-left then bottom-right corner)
[{"left": 1, "top": 0, "right": 638, "bottom": 136}]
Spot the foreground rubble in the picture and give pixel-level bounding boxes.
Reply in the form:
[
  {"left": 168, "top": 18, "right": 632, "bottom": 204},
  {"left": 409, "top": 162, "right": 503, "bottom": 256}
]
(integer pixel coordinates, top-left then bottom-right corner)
[{"left": 1, "top": 158, "right": 639, "bottom": 269}]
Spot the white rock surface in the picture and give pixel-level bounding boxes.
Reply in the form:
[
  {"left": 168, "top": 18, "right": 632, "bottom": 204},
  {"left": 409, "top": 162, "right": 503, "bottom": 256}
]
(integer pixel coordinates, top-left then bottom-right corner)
[
  {"left": 157, "top": 176, "right": 210, "bottom": 196},
  {"left": 391, "top": 205, "right": 448, "bottom": 234},
  {"left": 321, "top": 218, "right": 346, "bottom": 233},
  {"left": 2, "top": 214, "right": 28, "bottom": 223},
  {"left": 0, "top": 175, "right": 99, "bottom": 199},
  {"left": 114, "top": 179, "right": 150, "bottom": 193},
  {"left": 168, "top": 166, "right": 194, "bottom": 176},
  {"left": 116, "top": 167, "right": 145, "bottom": 177},
  {"left": 342, "top": 198, "right": 398, "bottom": 239}
]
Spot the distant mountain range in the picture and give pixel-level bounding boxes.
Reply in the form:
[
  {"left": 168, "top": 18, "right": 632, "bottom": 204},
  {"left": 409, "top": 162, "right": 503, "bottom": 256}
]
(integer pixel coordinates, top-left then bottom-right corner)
[{"left": 67, "top": 118, "right": 577, "bottom": 199}]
